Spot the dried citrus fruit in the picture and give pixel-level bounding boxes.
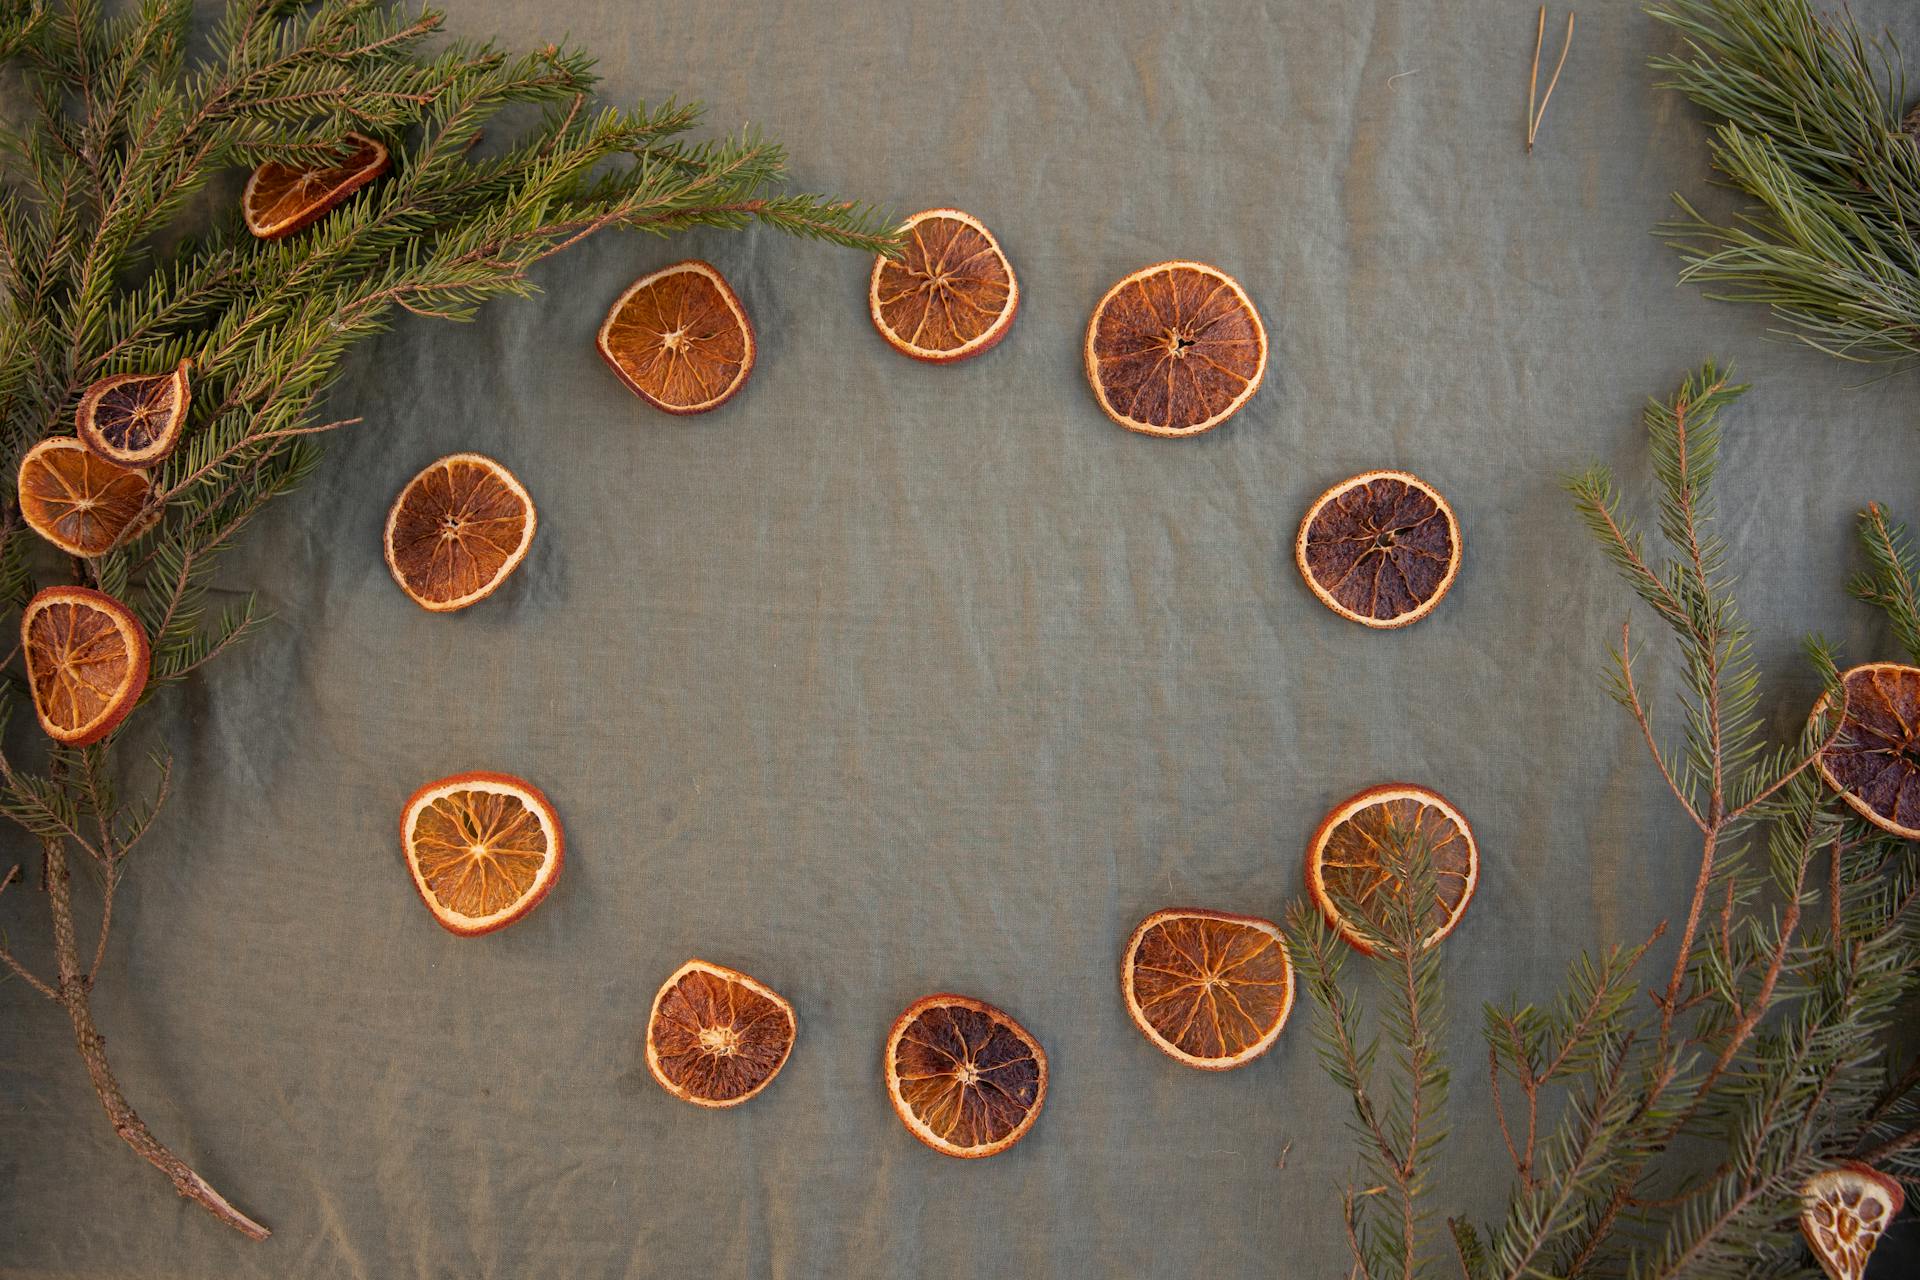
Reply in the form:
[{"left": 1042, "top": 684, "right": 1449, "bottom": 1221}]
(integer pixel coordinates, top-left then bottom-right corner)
[
  {"left": 868, "top": 208, "right": 1018, "bottom": 363},
  {"left": 21, "top": 586, "right": 150, "bottom": 747},
  {"left": 645, "top": 959, "right": 798, "bottom": 1109},
  {"left": 1306, "top": 783, "right": 1479, "bottom": 955},
  {"left": 884, "top": 994, "right": 1047, "bottom": 1159},
  {"left": 1800, "top": 1162, "right": 1904, "bottom": 1280},
  {"left": 596, "top": 260, "right": 755, "bottom": 414},
  {"left": 1083, "top": 260, "right": 1267, "bottom": 437},
  {"left": 1121, "top": 908, "right": 1295, "bottom": 1070},
  {"left": 17, "top": 437, "right": 154, "bottom": 557},
  {"left": 399, "top": 771, "right": 562, "bottom": 936},
  {"left": 1297, "top": 470, "right": 1462, "bottom": 628},
  {"left": 75, "top": 359, "right": 191, "bottom": 466},
  {"left": 383, "top": 453, "right": 536, "bottom": 612},
  {"left": 1812, "top": 663, "right": 1920, "bottom": 838},
  {"left": 241, "top": 132, "right": 390, "bottom": 240}
]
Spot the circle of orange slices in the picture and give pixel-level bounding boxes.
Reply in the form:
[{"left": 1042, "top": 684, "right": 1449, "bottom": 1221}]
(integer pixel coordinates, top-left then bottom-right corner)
[
  {"left": 76, "top": 359, "right": 192, "bottom": 467},
  {"left": 1811, "top": 662, "right": 1920, "bottom": 839},
  {"left": 884, "top": 993, "right": 1047, "bottom": 1159},
  {"left": 645, "top": 958, "right": 798, "bottom": 1109},
  {"left": 1121, "top": 908, "right": 1295, "bottom": 1070},
  {"left": 1306, "top": 784, "right": 1480, "bottom": 955},
  {"left": 1084, "top": 260, "right": 1267, "bottom": 437},
  {"left": 21, "top": 585, "right": 151, "bottom": 747},
  {"left": 18, "top": 438, "right": 154, "bottom": 557},
  {"left": 383, "top": 453, "right": 537, "bottom": 612},
  {"left": 596, "top": 260, "right": 756, "bottom": 414},
  {"left": 242, "top": 132, "right": 391, "bottom": 240},
  {"left": 399, "top": 771, "right": 563, "bottom": 936},
  {"left": 1297, "top": 470, "right": 1463, "bottom": 629},
  {"left": 869, "top": 208, "right": 1019, "bottom": 363}
]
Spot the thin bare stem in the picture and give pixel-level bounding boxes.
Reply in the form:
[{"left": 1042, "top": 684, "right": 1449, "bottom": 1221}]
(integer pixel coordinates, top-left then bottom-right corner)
[{"left": 1526, "top": 10, "right": 1575, "bottom": 153}]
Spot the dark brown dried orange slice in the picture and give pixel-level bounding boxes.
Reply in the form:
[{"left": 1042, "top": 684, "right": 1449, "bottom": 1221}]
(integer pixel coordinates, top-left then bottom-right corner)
[
  {"left": 383, "top": 454, "right": 536, "bottom": 612},
  {"left": 869, "top": 209, "right": 1019, "bottom": 363},
  {"left": 1813, "top": 663, "right": 1920, "bottom": 838},
  {"left": 399, "top": 771, "right": 563, "bottom": 936},
  {"left": 17, "top": 437, "right": 154, "bottom": 557},
  {"left": 596, "top": 260, "right": 755, "bottom": 414},
  {"left": 1121, "top": 908, "right": 1295, "bottom": 1070},
  {"left": 1297, "top": 470, "right": 1462, "bottom": 628},
  {"left": 1084, "top": 260, "right": 1267, "bottom": 437},
  {"left": 1800, "top": 1162, "right": 1904, "bottom": 1280},
  {"left": 646, "top": 959, "right": 798, "bottom": 1109},
  {"left": 1306, "top": 784, "right": 1479, "bottom": 955},
  {"left": 242, "top": 133, "right": 390, "bottom": 240},
  {"left": 21, "top": 586, "right": 150, "bottom": 747},
  {"left": 76, "top": 359, "right": 191, "bottom": 466},
  {"left": 884, "top": 994, "right": 1047, "bottom": 1159}
]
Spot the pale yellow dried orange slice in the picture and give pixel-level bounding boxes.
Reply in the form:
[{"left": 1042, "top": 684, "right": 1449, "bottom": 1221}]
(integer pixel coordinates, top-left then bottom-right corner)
[
  {"left": 869, "top": 209, "right": 1018, "bottom": 363},
  {"left": 399, "top": 771, "right": 562, "bottom": 936},
  {"left": 17, "top": 438, "right": 154, "bottom": 557},
  {"left": 884, "top": 993, "right": 1047, "bottom": 1159},
  {"left": 1084, "top": 260, "right": 1266, "bottom": 437},
  {"left": 1306, "top": 784, "right": 1479, "bottom": 955},
  {"left": 242, "top": 133, "right": 390, "bottom": 239},
  {"left": 1121, "top": 908, "right": 1295, "bottom": 1070},
  {"left": 383, "top": 454, "right": 536, "bottom": 612},
  {"left": 596, "top": 260, "right": 755, "bottom": 413},
  {"left": 76, "top": 359, "right": 191, "bottom": 466},
  {"left": 21, "top": 586, "right": 150, "bottom": 747},
  {"left": 1800, "top": 1162, "right": 1903, "bottom": 1280},
  {"left": 645, "top": 959, "right": 797, "bottom": 1109},
  {"left": 1297, "top": 470, "right": 1462, "bottom": 628}
]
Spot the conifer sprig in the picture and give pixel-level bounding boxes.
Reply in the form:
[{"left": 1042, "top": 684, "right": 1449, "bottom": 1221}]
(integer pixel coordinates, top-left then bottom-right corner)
[{"left": 0, "top": 0, "right": 893, "bottom": 1240}]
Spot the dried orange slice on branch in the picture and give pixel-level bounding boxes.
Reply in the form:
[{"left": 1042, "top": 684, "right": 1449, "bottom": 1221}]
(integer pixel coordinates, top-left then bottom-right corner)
[
  {"left": 1121, "top": 908, "right": 1294, "bottom": 1070},
  {"left": 645, "top": 959, "right": 798, "bottom": 1109},
  {"left": 21, "top": 586, "right": 150, "bottom": 747},
  {"left": 1297, "top": 470, "right": 1462, "bottom": 628},
  {"left": 1800, "top": 1162, "right": 1903, "bottom": 1280},
  {"left": 399, "top": 771, "right": 562, "bottom": 936},
  {"left": 383, "top": 454, "right": 536, "bottom": 612},
  {"left": 884, "top": 994, "right": 1047, "bottom": 1159},
  {"left": 76, "top": 359, "right": 192, "bottom": 466},
  {"left": 1812, "top": 663, "right": 1920, "bottom": 839},
  {"left": 869, "top": 208, "right": 1018, "bottom": 363},
  {"left": 597, "top": 260, "right": 755, "bottom": 414},
  {"left": 1084, "top": 260, "right": 1267, "bottom": 437},
  {"left": 1306, "top": 784, "right": 1479, "bottom": 955},
  {"left": 242, "top": 132, "right": 390, "bottom": 240},
  {"left": 17, "top": 438, "right": 154, "bottom": 557}
]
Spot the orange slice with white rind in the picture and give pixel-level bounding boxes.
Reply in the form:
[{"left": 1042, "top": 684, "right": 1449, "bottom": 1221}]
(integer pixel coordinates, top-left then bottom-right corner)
[
  {"left": 242, "top": 133, "right": 391, "bottom": 240},
  {"left": 1297, "top": 470, "right": 1463, "bottom": 628},
  {"left": 1306, "top": 783, "right": 1479, "bottom": 955},
  {"left": 869, "top": 208, "right": 1019, "bottom": 363},
  {"left": 596, "top": 260, "right": 756, "bottom": 414},
  {"left": 1812, "top": 663, "right": 1920, "bottom": 839},
  {"left": 1121, "top": 908, "right": 1296, "bottom": 1070},
  {"left": 17, "top": 438, "right": 154, "bottom": 557},
  {"left": 1800, "top": 1162, "right": 1904, "bottom": 1280},
  {"left": 76, "top": 359, "right": 192, "bottom": 466},
  {"left": 399, "top": 771, "right": 563, "bottom": 936},
  {"left": 645, "top": 959, "right": 798, "bottom": 1109},
  {"left": 21, "top": 586, "right": 151, "bottom": 747},
  {"left": 383, "top": 453, "right": 537, "bottom": 612},
  {"left": 1084, "top": 260, "right": 1267, "bottom": 437},
  {"left": 884, "top": 993, "right": 1047, "bottom": 1159}
]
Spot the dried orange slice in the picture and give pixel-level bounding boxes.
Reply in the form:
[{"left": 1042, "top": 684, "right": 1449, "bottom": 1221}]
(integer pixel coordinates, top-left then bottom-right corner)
[
  {"left": 1800, "top": 1162, "right": 1904, "bottom": 1280},
  {"left": 645, "top": 959, "right": 798, "bottom": 1109},
  {"left": 1084, "top": 260, "right": 1267, "bottom": 437},
  {"left": 1121, "top": 908, "right": 1295, "bottom": 1070},
  {"left": 885, "top": 994, "right": 1047, "bottom": 1159},
  {"left": 869, "top": 209, "right": 1019, "bottom": 363},
  {"left": 1306, "top": 784, "right": 1479, "bottom": 955},
  {"left": 596, "top": 260, "right": 755, "bottom": 414},
  {"left": 1812, "top": 663, "right": 1920, "bottom": 838},
  {"left": 21, "top": 586, "right": 150, "bottom": 747},
  {"left": 1297, "top": 470, "right": 1462, "bottom": 628},
  {"left": 399, "top": 771, "right": 562, "bottom": 936},
  {"left": 383, "top": 453, "right": 536, "bottom": 612},
  {"left": 76, "top": 359, "right": 191, "bottom": 466},
  {"left": 17, "top": 437, "right": 154, "bottom": 557},
  {"left": 241, "top": 133, "right": 390, "bottom": 240}
]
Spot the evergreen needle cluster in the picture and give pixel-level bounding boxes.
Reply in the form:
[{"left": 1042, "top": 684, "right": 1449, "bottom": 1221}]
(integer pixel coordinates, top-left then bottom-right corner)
[
  {"left": 1650, "top": 0, "right": 1920, "bottom": 367},
  {"left": 1303, "top": 366, "right": 1920, "bottom": 1279},
  {"left": 0, "top": 0, "right": 893, "bottom": 1239}
]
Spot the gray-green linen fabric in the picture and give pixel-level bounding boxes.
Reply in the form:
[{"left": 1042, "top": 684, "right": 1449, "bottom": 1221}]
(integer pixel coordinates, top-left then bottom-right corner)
[{"left": 7, "top": 1, "right": 1920, "bottom": 1276}]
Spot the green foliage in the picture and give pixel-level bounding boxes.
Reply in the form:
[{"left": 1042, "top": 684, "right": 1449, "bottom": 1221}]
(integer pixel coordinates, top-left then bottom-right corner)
[
  {"left": 1302, "top": 365, "right": 1920, "bottom": 1278},
  {"left": 1649, "top": 0, "right": 1920, "bottom": 366}
]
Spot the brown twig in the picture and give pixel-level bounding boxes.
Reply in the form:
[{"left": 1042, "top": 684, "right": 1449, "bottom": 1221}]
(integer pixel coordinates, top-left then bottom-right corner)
[{"left": 1526, "top": 9, "right": 1576, "bottom": 153}]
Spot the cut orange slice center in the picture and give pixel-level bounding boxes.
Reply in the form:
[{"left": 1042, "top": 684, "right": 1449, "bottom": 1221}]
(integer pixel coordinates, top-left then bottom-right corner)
[
  {"left": 76, "top": 359, "right": 192, "bottom": 466},
  {"left": 1306, "top": 783, "right": 1479, "bottom": 955},
  {"left": 1084, "top": 260, "right": 1267, "bottom": 437},
  {"left": 1297, "top": 470, "right": 1462, "bottom": 628},
  {"left": 21, "top": 586, "right": 150, "bottom": 747},
  {"left": 885, "top": 994, "right": 1047, "bottom": 1159},
  {"left": 242, "top": 133, "right": 390, "bottom": 240},
  {"left": 1800, "top": 1162, "right": 1903, "bottom": 1280},
  {"left": 383, "top": 453, "right": 536, "bottom": 612},
  {"left": 400, "top": 772, "right": 562, "bottom": 936},
  {"left": 597, "top": 260, "right": 755, "bottom": 414},
  {"left": 18, "top": 438, "right": 154, "bottom": 557},
  {"left": 1812, "top": 663, "right": 1920, "bottom": 839},
  {"left": 1122, "top": 908, "right": 1295, "bottom": 1070},
  {"left": 646, "top": 959, "right": 798, "bottom": 1109},
  {"left": 869, "top": 209, "right": 1019, "bottom": 363}
]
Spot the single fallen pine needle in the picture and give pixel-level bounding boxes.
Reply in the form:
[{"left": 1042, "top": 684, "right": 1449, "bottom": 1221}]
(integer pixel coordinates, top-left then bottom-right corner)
[{"left": 1527, "top": 6, "right": 1575, "bottom": 152}]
